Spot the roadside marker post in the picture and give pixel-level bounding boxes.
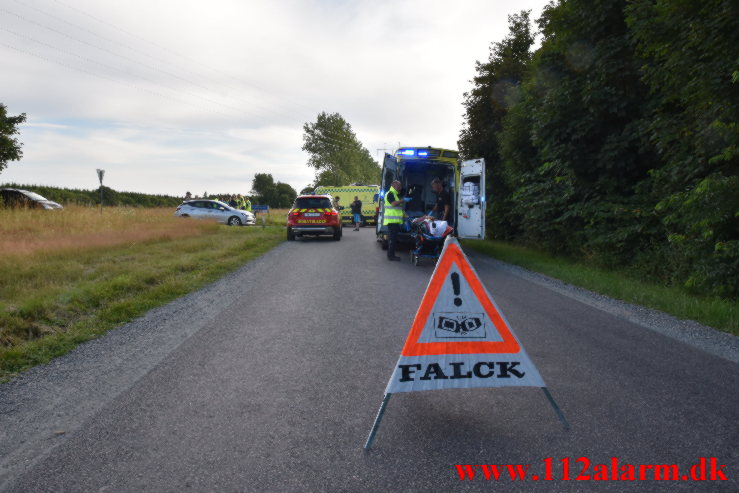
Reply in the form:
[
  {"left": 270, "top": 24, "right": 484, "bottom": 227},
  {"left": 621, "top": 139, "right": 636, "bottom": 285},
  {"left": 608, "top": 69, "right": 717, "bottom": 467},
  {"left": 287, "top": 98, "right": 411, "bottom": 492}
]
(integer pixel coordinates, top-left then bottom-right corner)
[
  {"left": 96, "top": 168, "right": 105, "bottom": 215},
  {"left": 252, "top": 204, "right": 269, "bottom": 228},
  {"left": 364, "top": 236, "right": 568, "bottom": 450}
]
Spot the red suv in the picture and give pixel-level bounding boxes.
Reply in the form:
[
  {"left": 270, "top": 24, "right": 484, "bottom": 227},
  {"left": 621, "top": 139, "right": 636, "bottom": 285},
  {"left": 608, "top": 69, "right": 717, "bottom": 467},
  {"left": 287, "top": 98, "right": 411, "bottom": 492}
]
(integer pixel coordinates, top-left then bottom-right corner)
[{"left": 287, "top": 195, "right": 343, "bottom": 241}]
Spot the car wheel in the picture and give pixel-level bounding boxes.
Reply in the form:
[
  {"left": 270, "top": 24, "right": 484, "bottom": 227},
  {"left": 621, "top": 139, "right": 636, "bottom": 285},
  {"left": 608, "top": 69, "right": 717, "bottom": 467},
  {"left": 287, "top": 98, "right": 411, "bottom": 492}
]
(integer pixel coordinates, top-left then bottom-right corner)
[
  {"left": 333, "top": 229, "right": 341, "bottom": 241},
  {"left": 227, "top": 216, "right": 242, "bottom": 226},
  {"left": 287, "top": 227, "right": 295, "bottom": 241}
]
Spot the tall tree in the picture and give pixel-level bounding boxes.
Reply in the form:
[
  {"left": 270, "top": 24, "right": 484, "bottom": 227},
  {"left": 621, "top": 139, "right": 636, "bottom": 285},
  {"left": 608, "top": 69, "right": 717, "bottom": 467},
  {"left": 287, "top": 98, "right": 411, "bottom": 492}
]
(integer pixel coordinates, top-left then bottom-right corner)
[
  {"left": 458, "top": 11, "right": 535, "bottom": 239},
  {"left": 530, "top": 0, "right": 652, "bottom": 194},
  {"left": 497, "top": 0, "right": 655, "bottom": 257},
  {"left": 302, "top": 112, "right": 380, "bottom": 187},
  {"left": 0, "top": 103, "right": 26, "bottom": 174},
  {"left": 626, "top": 0, "right": 739, "bottom": 296},
  {"left": 250, "top": 173, "right": 297, "bottom": 208},
  {"left": 273, "top": 182, "right": 298, "bottom": 208},
  {"left": 468, "top": 0, "right": 737, "bottom": 297}
]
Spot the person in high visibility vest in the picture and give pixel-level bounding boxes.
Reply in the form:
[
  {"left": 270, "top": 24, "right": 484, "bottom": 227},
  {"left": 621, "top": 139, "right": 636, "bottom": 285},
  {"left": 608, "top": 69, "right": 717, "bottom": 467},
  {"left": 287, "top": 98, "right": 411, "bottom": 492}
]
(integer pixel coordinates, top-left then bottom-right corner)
[
  {"left": 245, "top": 197, "right": 252, "bottom": 212},
  {"left": 383, "top": 180, "right": 407, "bottom": 261}
]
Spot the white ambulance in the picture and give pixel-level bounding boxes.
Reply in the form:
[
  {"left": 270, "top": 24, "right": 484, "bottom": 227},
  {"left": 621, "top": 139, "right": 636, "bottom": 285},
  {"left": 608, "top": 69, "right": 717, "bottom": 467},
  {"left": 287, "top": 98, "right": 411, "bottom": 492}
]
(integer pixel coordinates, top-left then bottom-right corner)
[{"left": 375, "top": 146, "right": 485, "bottom": 249}]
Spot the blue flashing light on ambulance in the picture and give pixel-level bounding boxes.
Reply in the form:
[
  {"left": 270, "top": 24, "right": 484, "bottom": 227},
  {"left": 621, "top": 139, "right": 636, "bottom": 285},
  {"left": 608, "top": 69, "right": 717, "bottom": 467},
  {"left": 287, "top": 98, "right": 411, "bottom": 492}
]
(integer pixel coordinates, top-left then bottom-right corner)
[{"left": 376, "top": 146, "right": 486, "bottom": 249}]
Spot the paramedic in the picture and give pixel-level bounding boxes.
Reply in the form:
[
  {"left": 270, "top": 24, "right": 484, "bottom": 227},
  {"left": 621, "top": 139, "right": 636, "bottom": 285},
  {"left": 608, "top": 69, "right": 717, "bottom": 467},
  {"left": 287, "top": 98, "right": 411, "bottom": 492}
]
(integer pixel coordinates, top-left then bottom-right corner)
[
  {"left": 383, "top": 180, "right": 405, "bottom": 261},
  {"left": 430, "top": 177, "right": 450, "bottom": 221}
]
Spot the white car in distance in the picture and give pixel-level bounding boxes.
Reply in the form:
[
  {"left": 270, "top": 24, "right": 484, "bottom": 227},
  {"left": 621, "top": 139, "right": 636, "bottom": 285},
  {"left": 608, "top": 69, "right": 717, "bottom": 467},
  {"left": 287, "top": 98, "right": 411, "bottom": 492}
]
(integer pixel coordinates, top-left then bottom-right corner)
[{"left": 175, "top": 200, "right": 256, "bottom": 226}]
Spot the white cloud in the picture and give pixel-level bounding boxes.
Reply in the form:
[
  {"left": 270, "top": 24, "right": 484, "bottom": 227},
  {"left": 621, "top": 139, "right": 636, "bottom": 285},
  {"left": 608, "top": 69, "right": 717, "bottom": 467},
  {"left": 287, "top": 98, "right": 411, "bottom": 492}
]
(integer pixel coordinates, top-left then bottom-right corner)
[{"left": 1, "top": 0, "right": 550, "bottom": 196}]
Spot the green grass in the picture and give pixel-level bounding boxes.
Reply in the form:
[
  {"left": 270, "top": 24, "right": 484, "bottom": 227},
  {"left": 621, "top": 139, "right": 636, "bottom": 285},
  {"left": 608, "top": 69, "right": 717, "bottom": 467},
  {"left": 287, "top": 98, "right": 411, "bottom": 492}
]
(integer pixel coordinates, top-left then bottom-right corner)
[
  {"left": 462, "top": 240, "right": 738, "bottom": 335},
  {"left": 0, "top": 225, "right": 285, "bottom": 381}
]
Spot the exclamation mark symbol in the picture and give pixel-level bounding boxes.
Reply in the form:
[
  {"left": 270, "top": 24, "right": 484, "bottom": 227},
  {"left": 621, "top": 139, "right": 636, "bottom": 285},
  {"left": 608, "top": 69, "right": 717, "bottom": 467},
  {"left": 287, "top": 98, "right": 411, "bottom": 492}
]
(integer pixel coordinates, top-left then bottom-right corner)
[{"left": 451, "top": 272, "right": 462, "bottom": 306}]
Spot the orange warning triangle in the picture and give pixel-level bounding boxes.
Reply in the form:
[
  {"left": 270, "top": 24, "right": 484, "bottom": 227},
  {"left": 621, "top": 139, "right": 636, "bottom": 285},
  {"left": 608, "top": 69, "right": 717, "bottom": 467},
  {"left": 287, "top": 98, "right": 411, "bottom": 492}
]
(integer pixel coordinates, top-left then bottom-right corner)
[{"left": 400, "top": 240, "right": 521, "bottom": 357}]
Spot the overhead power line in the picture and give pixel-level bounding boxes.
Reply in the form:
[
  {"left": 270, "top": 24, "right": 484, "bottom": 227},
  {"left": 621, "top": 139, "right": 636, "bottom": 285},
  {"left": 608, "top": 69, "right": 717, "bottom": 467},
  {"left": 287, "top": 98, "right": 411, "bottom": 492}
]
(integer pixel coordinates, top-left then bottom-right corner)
[
  {"left": 14, "top": 0, "right": 372, "bottom": 150},
  {"left": 0, "top": 39, "right": 232, "bottom": 117},
  {"left": 51, "top": 0, "right": 337, "bottom": 118}
]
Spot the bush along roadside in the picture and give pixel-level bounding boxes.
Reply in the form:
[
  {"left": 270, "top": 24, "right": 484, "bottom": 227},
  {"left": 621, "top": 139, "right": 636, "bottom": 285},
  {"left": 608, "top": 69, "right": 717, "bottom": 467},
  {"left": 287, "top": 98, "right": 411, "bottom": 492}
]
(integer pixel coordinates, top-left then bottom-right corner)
[{"left": 458, "top": 2, "right": 738, "bottom": 301}]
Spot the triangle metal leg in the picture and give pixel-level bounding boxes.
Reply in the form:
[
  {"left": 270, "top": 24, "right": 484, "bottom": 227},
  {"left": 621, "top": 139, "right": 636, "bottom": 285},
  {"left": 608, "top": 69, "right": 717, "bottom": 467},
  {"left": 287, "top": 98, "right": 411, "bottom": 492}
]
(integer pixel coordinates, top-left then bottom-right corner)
[
  {"left": 541, "top": 387, "right": 570, "bottom": 431},
  {"left": 364, "top": 393, "right": 392, "bottom": 450}
]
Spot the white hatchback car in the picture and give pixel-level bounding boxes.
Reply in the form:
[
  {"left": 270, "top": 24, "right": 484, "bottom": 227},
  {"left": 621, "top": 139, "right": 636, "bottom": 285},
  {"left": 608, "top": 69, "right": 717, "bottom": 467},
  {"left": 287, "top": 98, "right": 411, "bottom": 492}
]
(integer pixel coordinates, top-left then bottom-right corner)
[{"left": 175, "top": 200, "right": 256, "bottom": 226}]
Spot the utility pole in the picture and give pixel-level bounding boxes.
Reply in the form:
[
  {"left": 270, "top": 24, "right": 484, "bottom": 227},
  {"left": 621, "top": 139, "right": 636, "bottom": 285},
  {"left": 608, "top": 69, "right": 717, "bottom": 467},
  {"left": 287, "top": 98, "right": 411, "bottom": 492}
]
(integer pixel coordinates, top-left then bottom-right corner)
[
  {"left": 96, "top": 169, "right": 105, "bottom": 215},
  {"left": 376, "top": 142, "right": 393, "bottom": 158}
]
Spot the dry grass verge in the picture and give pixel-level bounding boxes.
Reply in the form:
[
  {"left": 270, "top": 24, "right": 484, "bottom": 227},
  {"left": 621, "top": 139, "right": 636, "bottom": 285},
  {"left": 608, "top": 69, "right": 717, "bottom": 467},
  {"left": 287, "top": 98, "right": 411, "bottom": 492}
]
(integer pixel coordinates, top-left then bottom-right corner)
[
  {"left": 0, "top": 206, "right": 284, "bottom": 381},
  {"left": 0, "top": 205, "right": 215, "bottom": 255}
]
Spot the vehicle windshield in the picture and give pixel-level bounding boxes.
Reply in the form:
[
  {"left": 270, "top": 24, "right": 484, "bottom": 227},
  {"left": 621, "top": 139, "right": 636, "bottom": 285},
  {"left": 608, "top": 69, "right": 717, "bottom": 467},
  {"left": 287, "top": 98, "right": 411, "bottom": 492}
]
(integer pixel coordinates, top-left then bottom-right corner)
[
  {"left": 22, "top": 191, "right": 49, "bottom": 201},
  {"left": 293, "top": 197, "right": 332, "bottom": 209},
  {"left": 213, "top": 201, "right": 232, "bottom": 210}
]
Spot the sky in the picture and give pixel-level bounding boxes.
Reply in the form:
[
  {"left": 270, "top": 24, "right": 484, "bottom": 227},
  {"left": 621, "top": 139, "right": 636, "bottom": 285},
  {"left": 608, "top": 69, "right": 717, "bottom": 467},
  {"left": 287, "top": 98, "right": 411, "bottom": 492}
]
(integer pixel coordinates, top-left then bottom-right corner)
[{"left": 1, "top": 0, "right": 550, "bottom": 197}]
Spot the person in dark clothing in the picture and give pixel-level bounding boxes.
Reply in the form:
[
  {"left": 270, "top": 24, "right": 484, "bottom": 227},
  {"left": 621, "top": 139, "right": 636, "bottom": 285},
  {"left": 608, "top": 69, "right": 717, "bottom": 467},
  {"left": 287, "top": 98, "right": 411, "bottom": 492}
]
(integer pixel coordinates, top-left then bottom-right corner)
[
  {"left": 350, "top": 196, "right": 363, "bottom": 231},
  {"left": 430, "top": 177, "right": 451, "bottom": 221}
]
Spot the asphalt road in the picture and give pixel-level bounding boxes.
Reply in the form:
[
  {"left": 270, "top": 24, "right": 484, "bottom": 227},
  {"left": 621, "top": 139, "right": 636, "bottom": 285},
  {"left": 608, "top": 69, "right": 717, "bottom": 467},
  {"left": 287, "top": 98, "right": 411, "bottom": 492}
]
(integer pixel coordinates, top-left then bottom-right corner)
[{"left": 1, "top": 227, "right": 737, "bottom": 492}]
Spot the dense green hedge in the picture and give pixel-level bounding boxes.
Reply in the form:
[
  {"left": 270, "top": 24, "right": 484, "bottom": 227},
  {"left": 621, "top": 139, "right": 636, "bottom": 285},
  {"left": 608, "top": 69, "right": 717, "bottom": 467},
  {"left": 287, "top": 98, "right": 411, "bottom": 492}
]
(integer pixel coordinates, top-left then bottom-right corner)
[
  {"left": 459, "top": 0, "right": 738, "bottom": 299},
  {"left": 0, "top": 183, "right": 183, "bottom": 208}
]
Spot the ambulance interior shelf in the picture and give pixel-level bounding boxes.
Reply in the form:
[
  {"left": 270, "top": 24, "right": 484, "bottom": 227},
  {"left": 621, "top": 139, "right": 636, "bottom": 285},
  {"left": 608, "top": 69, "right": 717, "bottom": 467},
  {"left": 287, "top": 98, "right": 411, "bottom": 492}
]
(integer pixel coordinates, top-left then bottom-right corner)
[{"left": 460, "top": 176, "right": 481, "bottom": 208}]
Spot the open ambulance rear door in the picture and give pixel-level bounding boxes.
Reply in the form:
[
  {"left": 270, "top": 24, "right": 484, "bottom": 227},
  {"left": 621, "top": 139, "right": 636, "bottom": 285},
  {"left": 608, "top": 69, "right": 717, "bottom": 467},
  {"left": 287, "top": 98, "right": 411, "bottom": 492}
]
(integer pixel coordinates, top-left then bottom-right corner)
[
  {"left": 456, "top": 158, "right": 486, "bottom": 239},
  {"left": 376, "top": 153, "right": 398, "bottom": 236}
]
